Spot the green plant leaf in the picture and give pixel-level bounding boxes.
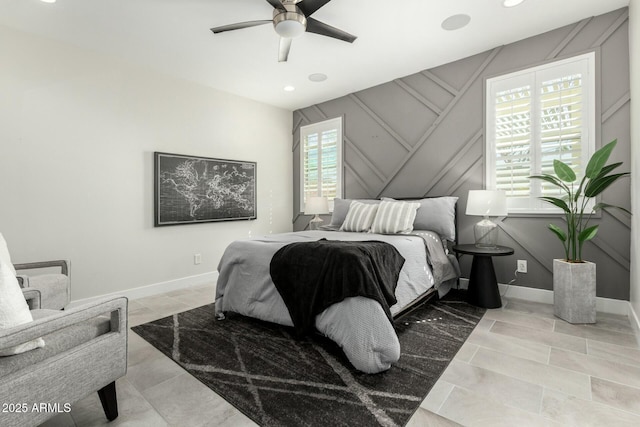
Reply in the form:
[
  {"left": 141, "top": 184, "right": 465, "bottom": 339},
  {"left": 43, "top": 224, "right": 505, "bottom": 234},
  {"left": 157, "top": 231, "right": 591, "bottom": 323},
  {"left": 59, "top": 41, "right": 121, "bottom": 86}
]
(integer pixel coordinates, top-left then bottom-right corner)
[
  {"left": 594, "top": 202, "right": 632, "bottom": 215},
  {"left": 584, "top": 172, "right": 630, "bottom": 197},
  {"left": 553, "top": 160, "right": 576, "bottom": 182},
  {"left": 578, "top": 225, "right": 599, "bottom": 242},
  {"left": 548, "top": 223, "right": 567, "bottom": 242},
  {"left": 539, "top": 197, "right": 570, "bottom": 212},
  {"left": 585, "top": 139, "right": 617, "bottom": 178},
  {"left": 595, "top": 162, "right": 623, "bottom": 179},
  {"left": 529, "top": 174, "right": 567, "bottom": 190}
]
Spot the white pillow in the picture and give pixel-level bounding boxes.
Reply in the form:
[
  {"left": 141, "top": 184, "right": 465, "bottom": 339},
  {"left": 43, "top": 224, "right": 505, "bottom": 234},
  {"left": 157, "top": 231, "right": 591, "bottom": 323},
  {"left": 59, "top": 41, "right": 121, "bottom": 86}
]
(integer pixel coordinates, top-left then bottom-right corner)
[
  {"left": 0, "top": 232, "right": 16, "bottom": 276},
  {"left": 370, "top": 200, "right": 421, "bottom": 234},
  {"left": 340, "top": 201, "right": 379, "bottom": 232},
  {"left": 0, "top": 259, "right": 45, "bottom": 356}
]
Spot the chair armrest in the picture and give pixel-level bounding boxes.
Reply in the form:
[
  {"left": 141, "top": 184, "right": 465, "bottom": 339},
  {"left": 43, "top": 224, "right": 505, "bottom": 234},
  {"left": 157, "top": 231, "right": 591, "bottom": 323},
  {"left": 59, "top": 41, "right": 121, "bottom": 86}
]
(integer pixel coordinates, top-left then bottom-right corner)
[
  {"left": 22, "top": 288, "right": 41, "bottom": 310},
  {"left": 0, "top": 297, "right": 127, "bottom": 352},
  {"left": 13, "top": 260, "right": 69, "bottom": 276}
]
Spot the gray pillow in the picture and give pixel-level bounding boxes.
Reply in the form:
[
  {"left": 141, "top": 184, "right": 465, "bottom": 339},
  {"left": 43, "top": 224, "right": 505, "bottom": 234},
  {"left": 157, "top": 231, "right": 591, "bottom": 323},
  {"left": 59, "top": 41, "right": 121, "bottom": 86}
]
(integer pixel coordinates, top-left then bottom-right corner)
[
  {"left": 329, "top": 198, "right": 381, "bottom": 227},
  {"left": 413, "top": 197, "right": 458, "bottom": 242},
  {"left": 384, "top": 196, "right": 458, "bottom": 242}
]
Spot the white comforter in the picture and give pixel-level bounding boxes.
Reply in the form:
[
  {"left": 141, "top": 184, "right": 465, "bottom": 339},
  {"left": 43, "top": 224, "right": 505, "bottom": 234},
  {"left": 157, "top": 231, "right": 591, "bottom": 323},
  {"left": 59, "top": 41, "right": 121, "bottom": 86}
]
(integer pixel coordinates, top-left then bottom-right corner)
[{"left": 215, "top": 230, "right": 440, "bottom": 373}]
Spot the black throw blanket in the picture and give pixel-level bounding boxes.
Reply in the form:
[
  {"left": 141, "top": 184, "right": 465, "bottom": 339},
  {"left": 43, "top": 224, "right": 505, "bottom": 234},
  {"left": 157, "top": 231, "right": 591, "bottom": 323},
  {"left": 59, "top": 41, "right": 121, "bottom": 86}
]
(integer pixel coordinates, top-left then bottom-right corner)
[{"left": 269, "top": 239, "right": 405, "bottom": 336}]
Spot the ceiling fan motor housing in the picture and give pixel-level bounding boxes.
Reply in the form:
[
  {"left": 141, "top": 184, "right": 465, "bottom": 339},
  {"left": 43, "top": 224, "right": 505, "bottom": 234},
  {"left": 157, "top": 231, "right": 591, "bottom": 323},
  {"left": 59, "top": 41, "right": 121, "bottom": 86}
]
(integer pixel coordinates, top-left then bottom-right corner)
[{"left": 273, "top": 4, "right": 307, "bottom": 38}]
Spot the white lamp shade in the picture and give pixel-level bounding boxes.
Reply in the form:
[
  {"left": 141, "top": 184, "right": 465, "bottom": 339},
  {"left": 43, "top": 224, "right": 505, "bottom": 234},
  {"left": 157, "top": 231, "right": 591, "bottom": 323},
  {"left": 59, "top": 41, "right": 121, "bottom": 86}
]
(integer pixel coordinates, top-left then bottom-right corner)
[
  {"left": 304, "top": 196, "right": 329, "bottom": 215},
  {"left": 466, "top": 190, "right": 508, "bottom": 217}
]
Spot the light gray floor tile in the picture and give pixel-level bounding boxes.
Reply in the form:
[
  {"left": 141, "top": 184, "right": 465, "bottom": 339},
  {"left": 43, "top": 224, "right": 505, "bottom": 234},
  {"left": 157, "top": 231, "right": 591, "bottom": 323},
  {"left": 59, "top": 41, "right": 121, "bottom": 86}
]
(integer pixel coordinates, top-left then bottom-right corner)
[
  {"left": 38, "top": 412, "right": 75, "bottom": 427},
  {"left": 587, "top": 338, "right": 640, "bottom": 368},
  {"left": 541, "top": 387, "right": 640, "bottom": 426},
  {"left": 470, "top": 347, "right": 592, "bottom": 400},
  {"left": 421, "top": 380, "right": 455, "bottom": 412},
  {"left": 407, "top": 407, "right": 461, "bottom": 427},
  {"left": 135, "top": 295, "right": 192, "bottom": 314},
  {"left": 128, "top": 306, "right": 164, "bottom": 327},
  {"left": 440, "top": 359, "right": 544, "bottom": 414},
  {"left": 588, "top": 312, "right": 637, "bottom": 335},
  {"left": 142, "top": 373, "right": 238, "bottom": 427},
  {"left": 453, "top": 342, "right": 479, "bottom": 363},
  {"left": 554, "top": 319, "right": 640, "bottom": 349},
  {"left": 466, "top": 327, "right": 551, "bottom": 364},
  {"left": 490, "top": 320, "right": 587, "bottom": 353},
  {"left": 484, "top": 307, "right": 555, "bottom": 331},
  {"left": 438, "top": 386, "right": 560, "bottom": 426},
  {"left": 208, "top": 410, "right": 259, "bottom": 427},
  {"left": 502, "top": 297, "right": 556, "bottom": 319},
  {"left": 591, "top": 377, "right": 640, "bottom": 416},
  {"left": 549, "top": 347, "right": 640, "bottom": 389},
  {"left": 70, "top": 378, "right": 168, "bottom": 427},
  {"left": 126, "top": 351, "right": 187, "bottom": 392}
]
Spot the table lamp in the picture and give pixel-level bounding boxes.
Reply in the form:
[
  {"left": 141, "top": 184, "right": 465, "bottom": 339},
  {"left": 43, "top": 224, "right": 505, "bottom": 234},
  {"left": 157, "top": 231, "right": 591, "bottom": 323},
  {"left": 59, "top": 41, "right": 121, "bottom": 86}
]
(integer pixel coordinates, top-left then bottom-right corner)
[
  {"left": 304, "top": 196, "right": 329, "bottom": 230},
  {"left": 466, "top": 190, "right": 507, "bottom": 248}
]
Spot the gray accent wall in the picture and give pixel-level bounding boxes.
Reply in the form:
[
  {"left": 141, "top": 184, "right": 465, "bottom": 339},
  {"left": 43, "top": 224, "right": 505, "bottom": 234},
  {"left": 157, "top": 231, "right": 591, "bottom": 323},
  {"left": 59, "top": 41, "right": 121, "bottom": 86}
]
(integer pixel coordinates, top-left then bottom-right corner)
[{"left": 292, "top": 8, "right": 631, "bottom": 300}]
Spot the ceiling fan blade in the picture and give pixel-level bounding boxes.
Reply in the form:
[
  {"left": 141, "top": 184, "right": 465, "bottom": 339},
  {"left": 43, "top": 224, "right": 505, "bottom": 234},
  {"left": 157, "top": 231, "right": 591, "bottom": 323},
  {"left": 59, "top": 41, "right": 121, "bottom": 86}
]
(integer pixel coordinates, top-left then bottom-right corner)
[
  {"left": 278, "top": 37, "right": 292, "bottom": 62},
  {"left": 265, "top": 0, "right": 286, "bottom": 11},
  {"left": 210, "top": 20, "right": 271, "bottom": 34},
  {"left": 297, "top": 0, "right": 332, "bottom": 17},
  {"left": 306, "top": 18, "right": 357, "bottom": 43}
]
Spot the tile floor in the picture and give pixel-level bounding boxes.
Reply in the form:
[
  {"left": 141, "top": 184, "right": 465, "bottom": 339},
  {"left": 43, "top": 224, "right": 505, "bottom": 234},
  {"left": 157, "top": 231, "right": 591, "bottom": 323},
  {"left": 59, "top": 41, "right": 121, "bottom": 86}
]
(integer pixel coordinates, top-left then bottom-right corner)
[{"left": 41, "top": 285, "right": 640, "bottom": 427}]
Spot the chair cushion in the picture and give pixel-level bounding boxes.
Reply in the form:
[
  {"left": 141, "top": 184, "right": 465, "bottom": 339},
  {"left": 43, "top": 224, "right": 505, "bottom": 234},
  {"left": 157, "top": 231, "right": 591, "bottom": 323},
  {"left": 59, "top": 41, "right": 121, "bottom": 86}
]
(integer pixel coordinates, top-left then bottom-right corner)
[
  {"left": 27, "top": 274, "right": 70, "bottom": 310},
  {"left": 0, "top": 259, "right": 44, "bottom": 356},
  {"left": 0, "top": 310, "right": 110, "bottom": 376}
]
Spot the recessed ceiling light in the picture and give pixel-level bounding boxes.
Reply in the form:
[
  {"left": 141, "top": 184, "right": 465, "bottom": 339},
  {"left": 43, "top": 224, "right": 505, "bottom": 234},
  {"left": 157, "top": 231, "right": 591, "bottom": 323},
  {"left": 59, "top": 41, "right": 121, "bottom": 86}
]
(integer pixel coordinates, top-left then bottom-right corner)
[
  {"left": 308, "top": 73, "right": 327, "bottom": 82},
  {"left": 503, "top": 0, "right": 525, "bottom": 7},
  {"left": 40, "top": 0, "right": 57, "bottom": 3},
  {"left": 283, "top": 85, "right": 295, "bottom": 92},
  {"left": 441, "top": 14, "right": 471, "bottom": 31}
]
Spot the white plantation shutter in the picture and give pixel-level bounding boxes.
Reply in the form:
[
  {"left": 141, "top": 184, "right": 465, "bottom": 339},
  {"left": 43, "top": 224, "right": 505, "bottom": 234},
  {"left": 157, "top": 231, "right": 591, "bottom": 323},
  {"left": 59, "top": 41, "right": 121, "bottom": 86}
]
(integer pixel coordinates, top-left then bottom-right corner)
[
  {"left": 486, "top": 52, "right": 595, "bottom": 213},
  {"left": 300, "top": 117, "right": 343, "bottom": 211}
]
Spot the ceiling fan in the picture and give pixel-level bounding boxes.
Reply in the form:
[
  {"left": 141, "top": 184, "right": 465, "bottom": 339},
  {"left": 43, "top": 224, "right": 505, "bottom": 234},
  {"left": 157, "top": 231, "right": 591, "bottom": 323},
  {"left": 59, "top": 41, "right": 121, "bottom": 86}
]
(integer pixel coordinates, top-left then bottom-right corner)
[{"left": 210, "top": 0, "right": 357, "bottom": 62}]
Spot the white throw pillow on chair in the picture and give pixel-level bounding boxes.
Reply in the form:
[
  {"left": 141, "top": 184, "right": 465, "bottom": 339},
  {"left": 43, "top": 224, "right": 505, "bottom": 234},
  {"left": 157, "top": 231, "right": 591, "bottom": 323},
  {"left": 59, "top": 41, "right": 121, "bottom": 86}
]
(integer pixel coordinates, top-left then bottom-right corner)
[
  {"left": 0, "top": 232, "right": 17, "bottom": 276},
  {"left": 0, "top": 258, "right": 45, "bottom": 356}
]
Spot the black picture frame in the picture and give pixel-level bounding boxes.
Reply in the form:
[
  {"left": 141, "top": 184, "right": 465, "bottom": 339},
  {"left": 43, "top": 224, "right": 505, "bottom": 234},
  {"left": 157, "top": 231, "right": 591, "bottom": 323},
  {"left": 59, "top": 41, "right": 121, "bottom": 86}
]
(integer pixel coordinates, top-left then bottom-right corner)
[{"left": 154, "top": 152, "right": 257, "bottom": 226}]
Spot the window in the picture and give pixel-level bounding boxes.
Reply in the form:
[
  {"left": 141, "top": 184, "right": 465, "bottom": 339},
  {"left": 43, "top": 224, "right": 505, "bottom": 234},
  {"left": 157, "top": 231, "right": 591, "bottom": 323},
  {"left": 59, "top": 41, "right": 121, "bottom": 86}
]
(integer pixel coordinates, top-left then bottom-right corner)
[
  {"left": 486, "top": 52, "right": 596, "bottom": 214},
  {"left": 300, "top": 117, "right": 343, "bottom": 212}
]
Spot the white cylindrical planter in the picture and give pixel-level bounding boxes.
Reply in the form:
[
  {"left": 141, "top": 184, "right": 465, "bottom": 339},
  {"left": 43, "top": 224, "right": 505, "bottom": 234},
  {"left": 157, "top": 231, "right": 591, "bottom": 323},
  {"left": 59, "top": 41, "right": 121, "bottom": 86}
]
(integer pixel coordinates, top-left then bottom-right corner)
[{"left": 553, "top": 259, "right": 596, "bottom": 324}]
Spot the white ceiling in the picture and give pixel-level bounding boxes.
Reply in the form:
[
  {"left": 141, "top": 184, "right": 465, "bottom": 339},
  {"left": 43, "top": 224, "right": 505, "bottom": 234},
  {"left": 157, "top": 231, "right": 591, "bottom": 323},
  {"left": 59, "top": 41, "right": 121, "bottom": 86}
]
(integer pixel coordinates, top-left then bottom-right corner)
[{"left": 0, "top": 0, "right": 630, "bottom": 111}]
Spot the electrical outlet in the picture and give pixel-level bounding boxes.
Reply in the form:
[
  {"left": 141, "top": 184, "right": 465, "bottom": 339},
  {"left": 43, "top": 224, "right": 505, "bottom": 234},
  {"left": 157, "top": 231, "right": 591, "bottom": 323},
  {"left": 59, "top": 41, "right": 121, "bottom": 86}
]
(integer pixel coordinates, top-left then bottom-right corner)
[
  {"left": 194, "top": 253, "right": 202, "bottom": 265},
  {"left": 517, "top": 260, "right": 527, "bottom": 273}
]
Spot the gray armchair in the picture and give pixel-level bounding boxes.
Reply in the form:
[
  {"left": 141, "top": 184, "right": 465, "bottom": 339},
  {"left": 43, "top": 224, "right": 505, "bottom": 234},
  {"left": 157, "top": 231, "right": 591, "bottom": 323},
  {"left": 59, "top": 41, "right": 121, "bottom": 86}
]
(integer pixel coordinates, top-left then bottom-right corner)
[
  {"left": 15, "top": 260, "right": 70, "bottom": 310},
  {"left": 0, "top": 294, "right": 128, "bottom": 427}
]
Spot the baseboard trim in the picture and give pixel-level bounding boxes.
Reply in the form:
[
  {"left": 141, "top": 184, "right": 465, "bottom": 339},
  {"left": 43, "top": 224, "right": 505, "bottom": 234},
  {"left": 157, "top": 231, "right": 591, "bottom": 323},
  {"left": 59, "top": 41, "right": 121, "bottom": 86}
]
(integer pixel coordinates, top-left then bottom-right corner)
[
  {"left": 629, "top": 302, "right": 640, "bottom": 332},
  {"left": 457, "top": 278, "right": 630, "bottom": 316},
  {"left": 69, "top": 272, "right": 218, "bottom": 307}
]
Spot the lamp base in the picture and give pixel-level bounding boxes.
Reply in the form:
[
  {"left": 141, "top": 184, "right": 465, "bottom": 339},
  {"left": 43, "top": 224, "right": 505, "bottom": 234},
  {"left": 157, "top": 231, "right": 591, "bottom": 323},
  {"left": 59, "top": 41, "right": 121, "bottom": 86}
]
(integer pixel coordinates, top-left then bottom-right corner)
[
  {"left": 309, "top": 215, "right": 323, "bottom": 230},
  {"left": 474, "top": 218, "right": 499, "bottom": 248}
]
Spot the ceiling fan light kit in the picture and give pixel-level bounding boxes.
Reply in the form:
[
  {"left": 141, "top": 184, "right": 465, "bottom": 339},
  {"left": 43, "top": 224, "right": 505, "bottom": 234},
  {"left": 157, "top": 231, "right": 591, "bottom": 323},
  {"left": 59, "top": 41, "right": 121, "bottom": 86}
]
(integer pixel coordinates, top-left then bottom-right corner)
[
  {"left": 210, "top": 0, "right": 356, "bottom": 62},
  {"left": 273, "top": 5, "right": 307, "bottom": 38}
]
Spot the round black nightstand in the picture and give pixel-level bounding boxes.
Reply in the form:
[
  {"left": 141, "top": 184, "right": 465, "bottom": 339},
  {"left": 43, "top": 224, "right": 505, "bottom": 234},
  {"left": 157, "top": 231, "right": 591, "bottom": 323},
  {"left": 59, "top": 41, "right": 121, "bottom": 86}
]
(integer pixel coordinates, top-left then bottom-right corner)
[{"left": 453, "top": 244, "right": 514, "bottom": 308}]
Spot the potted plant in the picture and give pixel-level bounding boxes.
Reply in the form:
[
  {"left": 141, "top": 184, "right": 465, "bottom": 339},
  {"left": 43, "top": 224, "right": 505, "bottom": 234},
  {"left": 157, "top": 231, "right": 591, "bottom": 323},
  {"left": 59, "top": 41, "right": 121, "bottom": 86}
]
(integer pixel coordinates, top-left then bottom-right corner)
[{"left": 530, "top": 139, "right": 630, "bottom": 323}]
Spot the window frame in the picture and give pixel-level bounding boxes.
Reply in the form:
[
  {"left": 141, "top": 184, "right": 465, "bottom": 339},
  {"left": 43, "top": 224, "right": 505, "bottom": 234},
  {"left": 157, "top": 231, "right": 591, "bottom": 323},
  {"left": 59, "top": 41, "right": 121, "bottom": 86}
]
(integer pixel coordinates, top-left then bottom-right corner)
[
  {"left": 485, "top": 51, "right": 597, "bottom": 215},
  {"left": 299, "top": 116, "right": 343, "bottom": 212}
]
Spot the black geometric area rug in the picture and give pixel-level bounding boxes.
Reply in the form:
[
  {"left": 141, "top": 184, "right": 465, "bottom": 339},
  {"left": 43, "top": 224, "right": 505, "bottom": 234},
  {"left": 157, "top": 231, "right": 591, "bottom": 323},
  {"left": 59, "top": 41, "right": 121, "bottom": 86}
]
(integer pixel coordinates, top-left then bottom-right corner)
[{"left": 132, "top": 290, "right": 485, "bottom": 427}]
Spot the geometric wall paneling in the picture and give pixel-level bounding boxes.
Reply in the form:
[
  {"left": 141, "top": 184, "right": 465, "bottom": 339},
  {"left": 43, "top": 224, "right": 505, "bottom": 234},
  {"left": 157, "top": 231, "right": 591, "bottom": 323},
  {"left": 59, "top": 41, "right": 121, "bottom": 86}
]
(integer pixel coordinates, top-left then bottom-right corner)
[{"left": 292, "top": 8, "right": 631, "bottom": 300}]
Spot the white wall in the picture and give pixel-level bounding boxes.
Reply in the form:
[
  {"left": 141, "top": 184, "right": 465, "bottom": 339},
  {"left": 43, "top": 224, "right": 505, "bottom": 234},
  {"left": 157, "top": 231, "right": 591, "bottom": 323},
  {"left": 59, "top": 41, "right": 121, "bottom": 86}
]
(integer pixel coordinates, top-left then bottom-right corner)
[
  {"left": 630, "top": 0, "right": 640, "bottom": 325},
  {"left": 0, "top": 25, "right": 293, "bottom": 301}
]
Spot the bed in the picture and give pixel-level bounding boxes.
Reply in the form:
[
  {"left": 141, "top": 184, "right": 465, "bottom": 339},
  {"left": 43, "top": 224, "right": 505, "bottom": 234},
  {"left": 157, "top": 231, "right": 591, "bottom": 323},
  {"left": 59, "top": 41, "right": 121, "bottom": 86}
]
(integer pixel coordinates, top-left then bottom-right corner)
[{"left": 215, "top": 197, "right": 460, "bottom": 373}]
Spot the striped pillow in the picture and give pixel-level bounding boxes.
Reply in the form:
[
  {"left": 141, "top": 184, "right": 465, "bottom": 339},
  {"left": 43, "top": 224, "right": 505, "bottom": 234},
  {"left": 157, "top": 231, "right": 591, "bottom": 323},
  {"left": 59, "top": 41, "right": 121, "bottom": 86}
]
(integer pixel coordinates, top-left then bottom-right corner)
[
  {"left": 370, "top": 200, "right": 420, "bottom": 234},
  {"left": 340, "top": 201, "right": 379, "bottom": 232}
]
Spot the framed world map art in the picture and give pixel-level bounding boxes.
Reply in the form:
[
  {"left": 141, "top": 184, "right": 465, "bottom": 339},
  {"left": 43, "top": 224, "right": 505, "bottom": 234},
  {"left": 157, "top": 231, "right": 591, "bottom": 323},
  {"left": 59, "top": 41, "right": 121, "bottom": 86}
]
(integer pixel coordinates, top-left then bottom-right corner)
[{"left": 154, "top": 152, "right": 256, "bottom": 226}]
